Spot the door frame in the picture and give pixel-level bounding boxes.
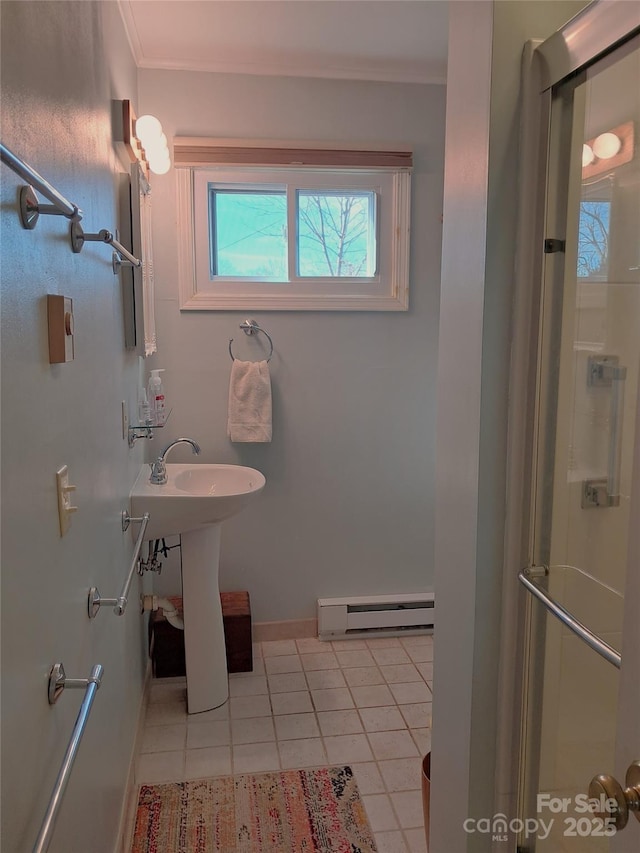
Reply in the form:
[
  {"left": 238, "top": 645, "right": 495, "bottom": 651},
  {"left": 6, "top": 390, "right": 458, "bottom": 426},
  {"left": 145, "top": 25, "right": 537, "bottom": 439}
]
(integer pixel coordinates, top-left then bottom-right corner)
[{"left": 496, "top": 0, "right": 640, "bottom": 845}]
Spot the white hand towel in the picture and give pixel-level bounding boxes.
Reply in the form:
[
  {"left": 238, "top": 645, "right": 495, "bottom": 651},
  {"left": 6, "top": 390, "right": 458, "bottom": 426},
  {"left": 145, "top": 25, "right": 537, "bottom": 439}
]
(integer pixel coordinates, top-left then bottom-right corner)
[{"left": 227, "top": 359, "right": 272, "bottom": 442}]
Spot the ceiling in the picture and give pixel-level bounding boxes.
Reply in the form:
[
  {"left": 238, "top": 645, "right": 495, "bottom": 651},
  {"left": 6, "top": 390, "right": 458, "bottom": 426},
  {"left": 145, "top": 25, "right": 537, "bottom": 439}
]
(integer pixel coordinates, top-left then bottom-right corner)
[{"left": 118, "top": 1, "right": 449, "bottom": 84}]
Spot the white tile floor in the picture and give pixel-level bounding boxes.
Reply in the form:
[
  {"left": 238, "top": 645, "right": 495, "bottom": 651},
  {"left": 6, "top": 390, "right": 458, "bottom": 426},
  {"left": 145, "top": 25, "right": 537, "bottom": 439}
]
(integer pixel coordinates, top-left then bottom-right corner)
[{"left": 129, "top": 634, "right": 433, "bottom": 853}]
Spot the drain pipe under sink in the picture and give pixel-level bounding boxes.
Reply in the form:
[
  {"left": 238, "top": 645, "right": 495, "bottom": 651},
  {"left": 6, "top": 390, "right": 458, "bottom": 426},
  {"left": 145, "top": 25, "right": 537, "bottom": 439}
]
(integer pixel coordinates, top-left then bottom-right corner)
[{"left": 141, "top": 594, "right": 184, "bottom": 631}]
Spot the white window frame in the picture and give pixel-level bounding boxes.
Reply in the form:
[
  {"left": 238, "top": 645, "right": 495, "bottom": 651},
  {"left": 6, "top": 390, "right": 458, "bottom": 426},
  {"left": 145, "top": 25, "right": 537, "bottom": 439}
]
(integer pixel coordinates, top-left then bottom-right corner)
[{"left": 177, "top": 164, "right": 411, "bottom": 311}]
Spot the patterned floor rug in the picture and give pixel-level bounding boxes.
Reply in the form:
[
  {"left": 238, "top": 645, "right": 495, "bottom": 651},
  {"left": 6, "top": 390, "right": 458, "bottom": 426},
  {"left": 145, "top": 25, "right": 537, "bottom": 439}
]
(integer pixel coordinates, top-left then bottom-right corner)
[{"left": 131, "top": 765, "right": 377, "bottom": 852}]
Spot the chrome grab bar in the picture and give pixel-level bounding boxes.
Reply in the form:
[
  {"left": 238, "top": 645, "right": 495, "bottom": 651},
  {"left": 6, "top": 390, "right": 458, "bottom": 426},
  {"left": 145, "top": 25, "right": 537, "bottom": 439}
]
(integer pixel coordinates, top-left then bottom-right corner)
[
  {"left": 88, "top": 513, "right": 150, "bottom": 617},
  {"left": 583, "top": 356, "right": 627, "bottom": 509},
  {"left": 607, "top": 365, "right": 626, "bottom": 503},
  {"left": 0, "top": 142, "right": 81, "bottom": 223},
  {"left": 33, "top": 664, "right": 104, "bottom": 853},
  {"left": 518, "top": 568, "right": 621, "bottom": 669}
]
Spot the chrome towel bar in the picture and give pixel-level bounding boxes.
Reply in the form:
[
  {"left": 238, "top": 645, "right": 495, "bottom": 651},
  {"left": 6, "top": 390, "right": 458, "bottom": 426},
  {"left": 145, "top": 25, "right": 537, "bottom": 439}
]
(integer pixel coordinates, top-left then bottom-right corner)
[
  {"left": 0, "top": 142, "right": 81, "bottom": 223},
  {"left": 1, "top": 142, "right": 141, "bottom": 270},
  {"left": 88, "top": 512, "right": 150, "bottom": 618},
  {"left": 34, "top": 664, "right": 104, "bottom": 853},
  {"left": 518, "top": 567, "right": 621, "bottom": 669},
  {"left": 70, "top": 222, "right": 141, "bottom": 269},
  {"left": 229, "top": 318, "right": 274, "bottom": 362}
]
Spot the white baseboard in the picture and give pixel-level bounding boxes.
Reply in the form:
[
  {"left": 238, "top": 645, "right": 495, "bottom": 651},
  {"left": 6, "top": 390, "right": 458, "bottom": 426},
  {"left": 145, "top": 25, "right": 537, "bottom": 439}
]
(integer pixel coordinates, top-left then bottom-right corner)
[
  {"left": 253, "top": 618, "right": 317, "bottom": 642},
  {"left": 115, "top": 661, "right": 152, "bottom": 853}
]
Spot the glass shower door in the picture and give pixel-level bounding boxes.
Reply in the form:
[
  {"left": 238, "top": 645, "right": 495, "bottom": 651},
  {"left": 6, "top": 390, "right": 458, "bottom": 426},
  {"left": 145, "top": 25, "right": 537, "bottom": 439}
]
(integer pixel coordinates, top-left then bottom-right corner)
[{"left": 518, "top": 31, "right": 640, "bottom": 853}]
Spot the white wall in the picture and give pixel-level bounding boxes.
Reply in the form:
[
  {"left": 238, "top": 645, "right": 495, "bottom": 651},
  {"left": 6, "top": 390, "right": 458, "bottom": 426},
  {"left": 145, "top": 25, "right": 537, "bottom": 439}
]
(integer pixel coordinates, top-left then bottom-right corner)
[
  {"left": 1, "top": 3, "right": 147, "bottom": 851},
  {"left": 138, "top": 70, "right": 446, "bottom": 623},
  {"left": 430, "top": 2, "right": 588, "bottom": 851}
]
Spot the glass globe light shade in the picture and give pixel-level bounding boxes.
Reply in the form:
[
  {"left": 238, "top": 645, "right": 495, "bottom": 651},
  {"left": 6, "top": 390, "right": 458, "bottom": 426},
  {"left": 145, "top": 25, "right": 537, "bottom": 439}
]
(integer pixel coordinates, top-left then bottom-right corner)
[
  {"left": 149, "top": 152, "right": 171, "bottom": 175},
  {"left": 593, "top": 132, "right": 621, "bottom": 160},
  {"left": 144, "top": 133, "right": 168, "bottom": 159},
  {"left": 582, "top": 144, "right": 595, "bottom": 167},
  {"left": 135, "top": 114, "right": 162, "bottom": 145}
]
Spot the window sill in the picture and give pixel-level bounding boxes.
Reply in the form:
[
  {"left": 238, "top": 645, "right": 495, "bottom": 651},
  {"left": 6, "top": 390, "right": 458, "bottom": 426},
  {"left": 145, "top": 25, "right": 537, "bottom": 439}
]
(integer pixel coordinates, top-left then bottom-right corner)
[{"left": 179, "top": 290, "right": 408, "bottom": 312}]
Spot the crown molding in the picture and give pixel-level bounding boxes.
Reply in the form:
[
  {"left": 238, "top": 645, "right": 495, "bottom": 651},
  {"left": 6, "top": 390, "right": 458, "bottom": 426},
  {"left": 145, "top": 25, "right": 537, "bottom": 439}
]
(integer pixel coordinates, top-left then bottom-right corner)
[
  {"left": 118, "top": 1, "right": 145, "bottom": 66},
  {"left": 135, "top": 54, "right": 446, "bottom": 85}
]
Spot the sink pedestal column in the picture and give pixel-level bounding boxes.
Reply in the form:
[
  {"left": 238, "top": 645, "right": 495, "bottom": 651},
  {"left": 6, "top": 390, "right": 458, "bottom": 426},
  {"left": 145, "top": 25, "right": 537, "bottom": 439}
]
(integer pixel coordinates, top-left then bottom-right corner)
[{"left": 180, "top": 525, "right": 228, "bottom": 713}]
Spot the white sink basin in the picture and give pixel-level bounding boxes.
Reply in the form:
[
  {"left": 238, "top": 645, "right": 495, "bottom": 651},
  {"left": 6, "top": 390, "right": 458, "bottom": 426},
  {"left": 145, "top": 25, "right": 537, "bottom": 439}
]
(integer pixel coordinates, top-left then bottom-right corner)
[
  {"left": 130, "top": 461, "right": 266, "bottom": 714},
  {"left": 130, "top": 463, "right": 265, "bottom": 540}
]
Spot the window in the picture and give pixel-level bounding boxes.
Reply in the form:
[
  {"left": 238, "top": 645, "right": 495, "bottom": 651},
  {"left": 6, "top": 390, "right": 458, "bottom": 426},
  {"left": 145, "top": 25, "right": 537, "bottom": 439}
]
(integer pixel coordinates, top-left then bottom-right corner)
[
  {"left": 176, "top": 141, "right": 411, "bottom": 311},
  {"left": 297, "top": 190, "right": 376, "bottom": 277},
  {"left": 577, "top": 200, "right": 611, "bottom": 280},
  {"left": 200, "top": 172, "right": 380, "bottom": 286},
  {"left": 210, "top": 186, "right": 288, "bottom": 278},
  {"left": 577, "top": 177, "right": 613, "bottom": 282},
  {"left": 207, "top": 185, "right": 377, "bottom": 279}
]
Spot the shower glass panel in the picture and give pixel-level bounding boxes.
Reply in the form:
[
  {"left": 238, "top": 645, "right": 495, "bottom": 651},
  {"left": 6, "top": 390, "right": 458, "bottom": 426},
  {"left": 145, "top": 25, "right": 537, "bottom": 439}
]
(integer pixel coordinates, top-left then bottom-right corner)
[{"left": 520, "top": 35, "right": 640, "bottom": 853}]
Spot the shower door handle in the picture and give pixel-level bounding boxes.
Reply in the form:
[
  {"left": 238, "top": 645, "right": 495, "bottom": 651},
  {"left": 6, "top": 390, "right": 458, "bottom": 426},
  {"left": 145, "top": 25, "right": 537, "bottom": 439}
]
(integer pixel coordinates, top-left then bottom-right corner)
[{"left": 582, "top": 355, "right": 627, "bottom": 508}]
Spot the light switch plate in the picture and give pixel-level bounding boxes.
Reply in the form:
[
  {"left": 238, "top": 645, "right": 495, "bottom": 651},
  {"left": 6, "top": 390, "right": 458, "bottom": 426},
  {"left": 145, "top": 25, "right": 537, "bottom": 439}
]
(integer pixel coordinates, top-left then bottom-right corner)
[
  {"left": 47, "top": 295, "right": 74, "bottom": 363},
  {"left": 56, "top": 465, "right": 78, "bottom": 536},
  {"left": 121, "top": 401, "right": 129, "bottom": 440}
]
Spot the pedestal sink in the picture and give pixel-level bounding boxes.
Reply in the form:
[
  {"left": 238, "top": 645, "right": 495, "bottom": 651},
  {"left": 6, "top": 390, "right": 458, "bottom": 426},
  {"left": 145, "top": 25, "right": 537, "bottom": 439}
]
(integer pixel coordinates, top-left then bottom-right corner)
[{"left": 130, "top": 463, "right": 265, "bottom": 713}]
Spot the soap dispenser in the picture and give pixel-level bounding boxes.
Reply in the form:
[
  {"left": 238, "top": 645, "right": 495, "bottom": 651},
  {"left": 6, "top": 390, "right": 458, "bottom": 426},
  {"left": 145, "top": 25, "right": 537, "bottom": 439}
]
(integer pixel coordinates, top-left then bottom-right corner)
[{"left": 148, "top": 369, "right": 167, "bottom": 425}]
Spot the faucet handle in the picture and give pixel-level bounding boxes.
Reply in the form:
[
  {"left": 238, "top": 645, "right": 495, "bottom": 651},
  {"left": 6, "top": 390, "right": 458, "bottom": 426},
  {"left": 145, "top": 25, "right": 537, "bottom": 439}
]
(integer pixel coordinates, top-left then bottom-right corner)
[{"left": 149, "top": 457, "right": 167, "bottom": 485}]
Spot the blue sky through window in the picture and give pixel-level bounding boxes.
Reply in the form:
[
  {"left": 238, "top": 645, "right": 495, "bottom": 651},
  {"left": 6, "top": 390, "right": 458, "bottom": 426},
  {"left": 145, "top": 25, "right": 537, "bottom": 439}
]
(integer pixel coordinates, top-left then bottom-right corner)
[
  {"left": 212, "top": 190, "right": 287, "bottom": 278},
  {"left": 577, "top": 201, "right": 610, "bottom": 279}
]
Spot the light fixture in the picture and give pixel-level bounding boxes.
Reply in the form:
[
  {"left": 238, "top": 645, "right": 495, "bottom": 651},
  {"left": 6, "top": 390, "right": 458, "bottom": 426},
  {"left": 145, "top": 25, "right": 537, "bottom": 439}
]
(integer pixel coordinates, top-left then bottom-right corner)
[
  {"left": 144, "top": 133, "right": 168, "bottom": 159},
  {"left": 135, "top": 114, "right": 162, "bottom": 146},
  {"left": 582, "top": 121, "right": 634, "bottom": 179},
  {"left": 149, "top": 154, "right": 171, "bottom": 176},
  {"left": 592, "top": 131, "right": 622, "bottom": 160},
  {"left": 582, "top": 144, "right": 595, "bottom": 167},
  {"left": 135, "top": 114, "right": 171, "bottom": 175},
  {"left": 120, "top": 101, "right": 172, "bottom": 178}
]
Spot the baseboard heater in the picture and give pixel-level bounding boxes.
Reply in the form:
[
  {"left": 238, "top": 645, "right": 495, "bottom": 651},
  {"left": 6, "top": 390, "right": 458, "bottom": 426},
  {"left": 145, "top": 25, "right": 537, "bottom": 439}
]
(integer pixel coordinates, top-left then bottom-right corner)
[{"left": 317, "top": 593, "right": 435, "bottom": 639}]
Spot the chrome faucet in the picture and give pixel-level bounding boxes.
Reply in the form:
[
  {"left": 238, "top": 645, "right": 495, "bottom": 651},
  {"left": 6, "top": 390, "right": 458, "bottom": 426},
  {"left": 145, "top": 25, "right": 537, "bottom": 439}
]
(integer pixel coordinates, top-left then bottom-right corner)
[{"left": 149, "top": 438, "right": 201, "bottom": 485}]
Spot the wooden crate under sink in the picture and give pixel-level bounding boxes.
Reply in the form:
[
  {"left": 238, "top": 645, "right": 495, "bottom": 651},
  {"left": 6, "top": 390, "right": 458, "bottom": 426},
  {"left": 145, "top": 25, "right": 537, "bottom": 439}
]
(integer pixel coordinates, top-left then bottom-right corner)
[{"left": 149, "top": 591, "right": 252, "bottom": 678}]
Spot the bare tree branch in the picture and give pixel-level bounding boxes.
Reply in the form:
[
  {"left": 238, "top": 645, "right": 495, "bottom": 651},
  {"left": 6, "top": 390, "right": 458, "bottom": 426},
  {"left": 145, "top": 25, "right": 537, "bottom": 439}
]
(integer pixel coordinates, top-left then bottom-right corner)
[{"left": 577, "top": 201, "right": 609, "bottom": 277}]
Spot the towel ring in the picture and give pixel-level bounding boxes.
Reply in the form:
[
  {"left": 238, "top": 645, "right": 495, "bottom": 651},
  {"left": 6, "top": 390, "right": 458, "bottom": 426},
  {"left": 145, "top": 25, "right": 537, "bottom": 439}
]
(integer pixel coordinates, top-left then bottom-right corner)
[{"left": 229, "top": 319, "right": 274, "bottom": 363}]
